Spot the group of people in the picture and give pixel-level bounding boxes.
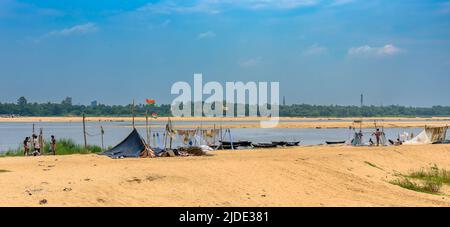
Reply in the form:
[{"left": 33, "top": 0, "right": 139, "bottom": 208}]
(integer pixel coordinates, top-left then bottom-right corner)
[
  {"left": 371, "top": 128, "right": 404, "bottom": 146},
  {"left": 352, "top": 128, "right": 404, "bottom": 146},
  {"left": 23, "top": 135, "right": 56, "bottom": 156},
  {"left": 352, "top": 128, "right": 385, "bottom": 146}
]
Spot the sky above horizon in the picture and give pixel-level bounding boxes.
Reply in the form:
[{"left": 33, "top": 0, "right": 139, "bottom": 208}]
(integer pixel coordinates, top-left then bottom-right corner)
[{"left": 1, "top": 0, "right": 450, "bottom": 107}]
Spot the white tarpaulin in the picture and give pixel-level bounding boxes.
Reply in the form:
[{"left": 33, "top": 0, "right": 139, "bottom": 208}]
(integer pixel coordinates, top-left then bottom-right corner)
[{"left": 404, "top": 126, "right": 448, "bottom": 145}]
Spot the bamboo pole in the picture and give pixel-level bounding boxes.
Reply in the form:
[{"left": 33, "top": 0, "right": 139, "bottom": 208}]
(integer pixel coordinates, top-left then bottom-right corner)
[
  {"left": 169, "top": 118, "right": 173, "bottom": 149},
  {"left": 146, "top": 110, "right": 149, "bottom": 146},
  {"left": 31, "top": 123, "right": 35, "bottom": 153},
  {"left": 213, "top": 123, "right": 216, "bottom": 146},
  {"left": 149, "top": 113, "right": 152, "bottom": 144},
  {"left": 163, "top": 128, "right": 167, "bottom": 149},
  {"left": 132, "top": 99, "right": 135, "bottom": 129},
  {"left": 144, "top": 110, "right": 150, "bottom": 157},
  {"left": 100, "top": 126, "right": 104, "bottom": 151},
  {"left": 39, "top": 128, "right": 43, "bottom": 155},
  {"left": 82, "top": 113, "right": 87, "bottom": 149}
]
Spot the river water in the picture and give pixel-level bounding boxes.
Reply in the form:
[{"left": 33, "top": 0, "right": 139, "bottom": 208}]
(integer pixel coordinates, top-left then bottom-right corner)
[{"left": 0, "top": 120, "right": 440, "bottom": 153}]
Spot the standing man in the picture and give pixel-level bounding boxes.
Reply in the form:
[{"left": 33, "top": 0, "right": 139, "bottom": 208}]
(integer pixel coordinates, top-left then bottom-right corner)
[
  {"left": 50, "top": 135, "right": 56, "bottom": 155},
  {"left": 33, "top": 134, "right": 41, "bottom": 156},
  {"left": 373, "top": 128, "right": 382, "bottom": 146}
]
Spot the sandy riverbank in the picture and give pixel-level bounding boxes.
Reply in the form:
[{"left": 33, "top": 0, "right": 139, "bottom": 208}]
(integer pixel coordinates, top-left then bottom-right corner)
[
  {"left": 1, "top": 144, "right": 450, "bottom": 207},
  {"left": 0, "top": 116, "right": 449, "bottom": 129}
]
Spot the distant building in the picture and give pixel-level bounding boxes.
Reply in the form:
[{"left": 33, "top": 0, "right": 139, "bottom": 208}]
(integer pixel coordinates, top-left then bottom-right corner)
[
  {"left": 91, "top": 100, "right": 98, "bottom": 107},
  {"left": 360, "top": 94, "right": 364, "bottom": 107},
  {"left": 283, "top": 96, "right": 286, "bottom": 106}
]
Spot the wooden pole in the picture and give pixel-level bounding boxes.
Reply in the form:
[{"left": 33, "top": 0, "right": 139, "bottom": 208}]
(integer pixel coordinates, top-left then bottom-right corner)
[
  {"left": 164, "top": 118, "right": 171, "bottom": 149},
  {"left": 169, "top": 118, "right": 173, "bottom": 149},
  {"left": 149, "top": 113, "right": 152, "bottom": 144},
  {"left": 31, "top": 123, "right": 35, "bottom": 152},
  {"left": 132, "top": 99, "right": 135, "bottom": 129},
  {"left": 146, "top": 110, "right": 150, "bottom": 146},
  {"left": 100, "top": 126, "right": 104, "bottom": 151},
  {"left": 39, "top": 128, "right": 43, "bottom": 155},
  {"left": 163, "top": 127, "right": 167, "bottom": 149},
  {"left": 82, "top": 113, "right": 87, "bottom": 149},
  {"left": 213, "top": 124, "right": 216, "bottom": 146}
]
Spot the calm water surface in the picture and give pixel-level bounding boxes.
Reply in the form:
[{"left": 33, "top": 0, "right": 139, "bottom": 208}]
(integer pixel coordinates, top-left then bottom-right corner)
[{"left": 1, "top": 121, "right": 442, "bottom": 153}]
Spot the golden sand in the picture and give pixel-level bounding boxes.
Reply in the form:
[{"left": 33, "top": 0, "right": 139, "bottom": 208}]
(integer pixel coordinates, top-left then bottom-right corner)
[{"left": 1, "top": 144, "right": 450, "bottom": 207}]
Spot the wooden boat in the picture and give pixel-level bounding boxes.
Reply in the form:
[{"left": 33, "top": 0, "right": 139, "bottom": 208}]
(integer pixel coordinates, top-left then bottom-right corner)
[
  {"left": 252, "top": 143, "right": 278, "bottom": 148},
  {"left": 272, "top": 141, "right": 300, "bottom": 146},
  {"left": 212, "top": 141, "right": 253, "bottom": 150},
  {"left": 271, "top": 141, "right": 288, "bottom": 146},
  {"left": 214, "top": 144, "right": 239, "bottom": 150},
  {"left": 285, "top": 141, "right": 301, "bottom": 146},
  {"left": 433, "top": 140, "right": 450, "bottom": 144},
  {"left": 220, "top": 141, "right": 252, "bottom": 147},
  {"left": 325, "top": 141, "right": 346, "bottom": 145}
]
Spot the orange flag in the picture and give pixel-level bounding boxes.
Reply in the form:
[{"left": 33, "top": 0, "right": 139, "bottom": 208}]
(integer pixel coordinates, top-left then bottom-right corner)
[{"left": 146, "top": 99, "right": 156, "bottom": 105}]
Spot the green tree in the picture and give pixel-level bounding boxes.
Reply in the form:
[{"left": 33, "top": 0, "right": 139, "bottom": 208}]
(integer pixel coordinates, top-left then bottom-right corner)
[
  {"left": 17, "top": 96, "right": 27, "bottom": 106},
  {"left": 61, "top": 97, "right": 72, "bottom": 106}
]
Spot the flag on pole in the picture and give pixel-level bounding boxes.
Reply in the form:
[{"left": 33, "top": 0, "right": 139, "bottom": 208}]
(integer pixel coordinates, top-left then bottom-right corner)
[{"left": 146, "top": 99, "right": 156, "bottom": 105}]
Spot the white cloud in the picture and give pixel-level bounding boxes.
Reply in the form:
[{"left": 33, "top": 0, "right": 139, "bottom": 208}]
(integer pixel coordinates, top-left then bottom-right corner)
[
  {"left": 240, "top": 0, "right": 319, "bottom": 10},
  {"left": 437, "top": 1, "right": 450, "bottom": 14},
  {"left": 137, "top": 0, "right": 319, "bottom": 14},
  {"left": 329, "top": 0, "right": 356, "bottom": 7},
  {"left": 0, "top": 0, "right": 64, "bottom": 18},
  {"left": 197, "top": 31, "right": 216, "bottom": 39},
  {"left": 302, "top": 44, "right": 328, "bottom": 56},
  {"left": 32, "top": 23, "right": 98, "bottom": 43},
  {"left": 160, "top": 19, "right": 171, "bottom": 28},
  {"left": 45, "top": 23, "right": 98, "bottom": 37},
  {"left": 240, "top": 57, "right": 262, "bottom": 68},
  {"left": 348, "top": 44, "right": 402, "bottom": 57},
  {"left": 137, "top": 1, "right": 221, "bottom": 14}
]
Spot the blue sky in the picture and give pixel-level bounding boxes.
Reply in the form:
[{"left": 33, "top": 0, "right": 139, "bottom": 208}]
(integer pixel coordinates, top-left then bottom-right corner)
[{"left": 1, "top": 0, "right": 450, "bottom": 106}]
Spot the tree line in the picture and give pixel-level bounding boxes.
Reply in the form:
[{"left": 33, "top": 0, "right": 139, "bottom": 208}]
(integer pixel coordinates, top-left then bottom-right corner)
[{"left": 1, "top": 97, "right": 450, "bottom": 117}]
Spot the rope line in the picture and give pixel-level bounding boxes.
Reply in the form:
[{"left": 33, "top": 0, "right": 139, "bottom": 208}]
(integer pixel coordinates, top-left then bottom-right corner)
[{"left": 86, "top": 132, "right": 102, "bottom": 137}]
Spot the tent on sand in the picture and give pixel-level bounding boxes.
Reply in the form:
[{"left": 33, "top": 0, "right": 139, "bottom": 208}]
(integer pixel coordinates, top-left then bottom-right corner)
[{"left": 101, "top": 129, "right": 151, "bottom": 158}]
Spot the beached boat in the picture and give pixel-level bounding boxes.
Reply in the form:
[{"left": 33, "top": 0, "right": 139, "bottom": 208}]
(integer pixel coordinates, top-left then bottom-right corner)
[
  {"left": 252, "top": 143, "right": 278, "bottom": 148},
  {"left": 285, "top": 141, "right": 301, "bottom": 146},
  {"left": 271, "top": 141, "right": 288, "bottom": 146},
  {"left": 272, "top": 141, "right": 300, "bottom": 146},
  {"left": 220, "top": 141, "right": 252, "bottom": 147},
  {"left": 433, "top": 140, "right": 450, "bottom": 144},
  {"left": 325, "top": 141, "right": 346, "bottom": 145},
  {"left": 212, "top": 141, "right": 253, "bottom": 150},
  {"left": 212, "top": 144, "right": 240, "bottom": 150}
]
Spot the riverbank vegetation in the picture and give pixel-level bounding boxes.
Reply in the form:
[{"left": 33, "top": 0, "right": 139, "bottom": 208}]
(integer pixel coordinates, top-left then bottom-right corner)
[
  {"left": 390, "top": 165, "right": 450, "bottom": 194},
  {"left": 1, "top": 96, "right": 450, "bottom": 117},
  {"left": 1, "top": 139, "right": 102, "bottom": 157}
]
